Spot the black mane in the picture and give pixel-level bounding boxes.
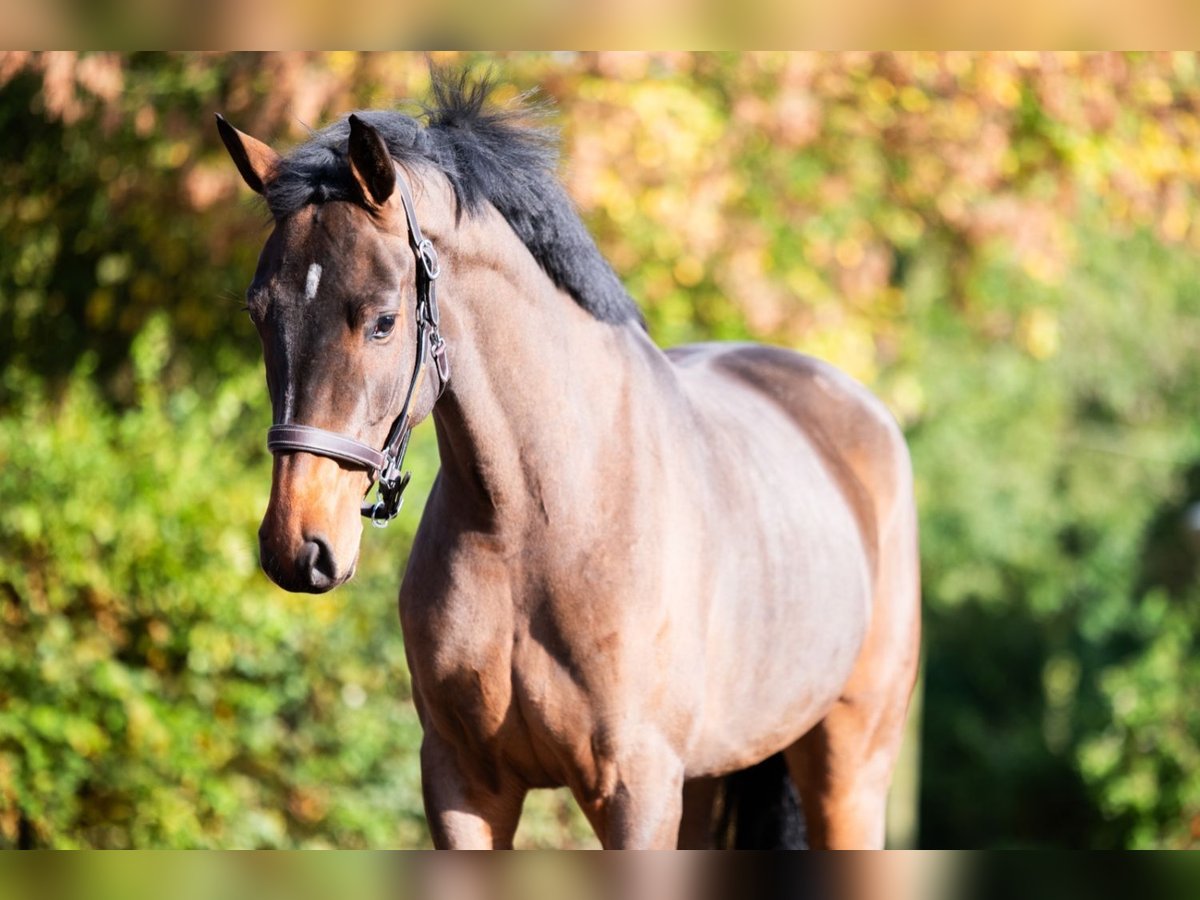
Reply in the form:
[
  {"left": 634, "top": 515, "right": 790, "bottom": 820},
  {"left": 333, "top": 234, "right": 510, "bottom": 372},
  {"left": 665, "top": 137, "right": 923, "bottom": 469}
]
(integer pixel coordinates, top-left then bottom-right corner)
[{"left": 264, "top": 71, "right": 642, "bottom": 326}]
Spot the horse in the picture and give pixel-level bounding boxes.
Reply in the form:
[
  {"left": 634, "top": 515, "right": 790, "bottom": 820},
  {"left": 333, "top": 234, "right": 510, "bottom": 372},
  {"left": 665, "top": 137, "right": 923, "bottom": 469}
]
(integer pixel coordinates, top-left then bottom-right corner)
[{"left": 216, "top": 73, "right": 921, "bottom": 849}]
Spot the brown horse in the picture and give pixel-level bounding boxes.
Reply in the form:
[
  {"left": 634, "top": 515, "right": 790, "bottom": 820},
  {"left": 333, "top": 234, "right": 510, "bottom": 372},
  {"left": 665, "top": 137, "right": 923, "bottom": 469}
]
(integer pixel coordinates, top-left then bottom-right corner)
[{"left": 217, "top": 74, "right": 920, "bottom": 849}]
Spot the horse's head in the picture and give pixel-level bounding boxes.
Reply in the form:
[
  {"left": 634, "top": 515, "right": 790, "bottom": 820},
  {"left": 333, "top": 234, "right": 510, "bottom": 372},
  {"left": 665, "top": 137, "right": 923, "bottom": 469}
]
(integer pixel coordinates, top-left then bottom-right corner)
[{"left": 217, "top": 114, "right": 444, "bottom": 593}]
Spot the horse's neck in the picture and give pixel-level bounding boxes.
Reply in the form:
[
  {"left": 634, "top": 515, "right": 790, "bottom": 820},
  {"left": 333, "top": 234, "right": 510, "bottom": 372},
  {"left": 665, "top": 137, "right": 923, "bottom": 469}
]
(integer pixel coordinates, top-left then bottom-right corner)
[{"left": 430, "top": 209, "right": 646, "bottom": 532}]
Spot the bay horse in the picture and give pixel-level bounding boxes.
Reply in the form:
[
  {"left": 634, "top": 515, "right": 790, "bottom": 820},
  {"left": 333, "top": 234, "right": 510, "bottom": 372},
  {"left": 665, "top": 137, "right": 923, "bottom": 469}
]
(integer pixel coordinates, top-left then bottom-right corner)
[{"left": 216, "top": 73, "right": 920, "bottom": 849}]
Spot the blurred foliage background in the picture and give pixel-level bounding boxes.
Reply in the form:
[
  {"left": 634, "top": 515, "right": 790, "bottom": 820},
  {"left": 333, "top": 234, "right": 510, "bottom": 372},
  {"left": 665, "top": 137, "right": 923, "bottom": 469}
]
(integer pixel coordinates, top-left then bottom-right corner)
[{"left": 1, "top": 51, "right": 1198, "bottom": 848}]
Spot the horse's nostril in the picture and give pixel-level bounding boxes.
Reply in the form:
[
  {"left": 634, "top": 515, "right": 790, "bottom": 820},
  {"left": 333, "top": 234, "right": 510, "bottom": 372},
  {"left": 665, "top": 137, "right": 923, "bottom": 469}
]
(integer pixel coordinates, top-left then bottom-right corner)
[{"left": 300, "top": 534, "right": 338, "bottom": 590}]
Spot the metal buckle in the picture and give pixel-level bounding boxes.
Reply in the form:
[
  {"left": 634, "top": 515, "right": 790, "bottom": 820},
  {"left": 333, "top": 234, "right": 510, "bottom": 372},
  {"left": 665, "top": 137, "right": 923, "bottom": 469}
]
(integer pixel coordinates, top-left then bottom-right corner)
[
  {"left": 431, "top": 332, "right": 450, "bottom": 384},
  {"left": 416, "top": 239, "right": 440, "bottom": 280}
]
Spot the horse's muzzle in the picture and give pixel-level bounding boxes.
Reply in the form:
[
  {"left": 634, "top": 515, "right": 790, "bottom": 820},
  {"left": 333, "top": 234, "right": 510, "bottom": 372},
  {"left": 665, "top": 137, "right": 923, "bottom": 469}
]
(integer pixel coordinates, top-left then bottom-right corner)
[
  {"left": 258, "top": 454, "right": 365, "bottom": 593},
  {"left": 259, "top": 528, "right": 338, "bottom": 593}
]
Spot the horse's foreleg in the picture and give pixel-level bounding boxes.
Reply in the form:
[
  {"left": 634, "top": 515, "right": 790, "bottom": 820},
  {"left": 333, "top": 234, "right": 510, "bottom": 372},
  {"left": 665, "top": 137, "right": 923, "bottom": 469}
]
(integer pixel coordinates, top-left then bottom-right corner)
[
  {"left": 574, "top": 733, "right": 686, "bottom": 849},
  {"left": 420, "top": 732, "right": 526, "bottom": 849}
]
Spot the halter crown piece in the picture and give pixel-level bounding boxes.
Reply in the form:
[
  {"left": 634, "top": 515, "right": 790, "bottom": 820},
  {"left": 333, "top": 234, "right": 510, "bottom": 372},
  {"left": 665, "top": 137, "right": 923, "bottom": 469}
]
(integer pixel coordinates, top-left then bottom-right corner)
[{"left": 265, "top": 172, "right": 450, "bottom": 527}]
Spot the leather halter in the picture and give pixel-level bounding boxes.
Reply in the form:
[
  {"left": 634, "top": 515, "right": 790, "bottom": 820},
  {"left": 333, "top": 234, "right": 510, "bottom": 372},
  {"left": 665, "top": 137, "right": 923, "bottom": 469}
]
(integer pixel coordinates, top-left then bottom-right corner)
[{"left": 266, "top": 173, "right": 449, "bottom": 527}]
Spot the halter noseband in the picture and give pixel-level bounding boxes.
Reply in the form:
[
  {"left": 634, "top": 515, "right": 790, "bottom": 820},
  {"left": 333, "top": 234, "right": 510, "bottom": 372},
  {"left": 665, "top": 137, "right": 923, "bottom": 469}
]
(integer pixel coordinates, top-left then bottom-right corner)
[{"left": 265, "top": 173, "right": 450, "bottom": 527}]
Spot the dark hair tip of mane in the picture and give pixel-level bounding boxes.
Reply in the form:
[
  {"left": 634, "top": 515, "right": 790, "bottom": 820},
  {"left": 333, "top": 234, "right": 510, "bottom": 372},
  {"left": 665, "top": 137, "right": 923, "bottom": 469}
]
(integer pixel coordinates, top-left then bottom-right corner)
[{"left": 263, "top": 70, "right": 644, "bottom": 327}]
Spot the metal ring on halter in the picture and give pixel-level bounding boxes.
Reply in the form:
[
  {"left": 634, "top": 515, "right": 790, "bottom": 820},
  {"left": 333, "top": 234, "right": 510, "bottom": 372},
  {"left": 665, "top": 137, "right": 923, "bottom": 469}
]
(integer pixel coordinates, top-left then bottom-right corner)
[
  {"left": 417, "top": 239, "right": 440, "bottom": 279},
  {"left": 370, "top": 500, "right": 391, "bottom": 528}
]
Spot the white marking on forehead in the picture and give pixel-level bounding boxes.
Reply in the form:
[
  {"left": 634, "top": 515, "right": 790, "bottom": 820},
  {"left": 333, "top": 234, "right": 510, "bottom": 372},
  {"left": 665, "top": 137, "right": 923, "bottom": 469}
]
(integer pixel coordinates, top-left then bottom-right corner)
[{"left": 304, "top": 263, "right": 322, "bottom": 301}]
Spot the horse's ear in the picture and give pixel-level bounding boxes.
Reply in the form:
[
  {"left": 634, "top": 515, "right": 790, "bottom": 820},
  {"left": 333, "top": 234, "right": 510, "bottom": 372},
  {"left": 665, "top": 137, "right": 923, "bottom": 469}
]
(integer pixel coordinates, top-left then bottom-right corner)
[
  {"left": 348, "top": 114, "right": 395, "bottom": 208},
  {"left": 215, "top": 114, "right": 281, "bottom": 195}
]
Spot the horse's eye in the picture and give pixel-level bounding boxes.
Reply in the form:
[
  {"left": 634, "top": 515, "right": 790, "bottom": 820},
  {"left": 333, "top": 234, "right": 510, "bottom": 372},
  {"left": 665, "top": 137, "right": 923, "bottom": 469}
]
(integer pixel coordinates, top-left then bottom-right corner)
[{"left": 372, "top": 314, "right": 396, "bottom": 339}]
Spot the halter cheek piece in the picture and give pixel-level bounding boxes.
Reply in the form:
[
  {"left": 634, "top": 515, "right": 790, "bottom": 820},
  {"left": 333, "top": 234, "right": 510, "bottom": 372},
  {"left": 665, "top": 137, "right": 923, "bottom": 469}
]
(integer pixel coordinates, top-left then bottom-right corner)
[{"left": 265, "top": 173, "right": 450, "bottom": 528}]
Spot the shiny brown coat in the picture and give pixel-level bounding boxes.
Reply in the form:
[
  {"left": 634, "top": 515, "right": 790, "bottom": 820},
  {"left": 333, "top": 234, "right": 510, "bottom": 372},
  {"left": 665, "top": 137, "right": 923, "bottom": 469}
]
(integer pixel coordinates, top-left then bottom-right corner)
[{"left": 219, "top": 114, "right": 920, "bottom": 849}]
